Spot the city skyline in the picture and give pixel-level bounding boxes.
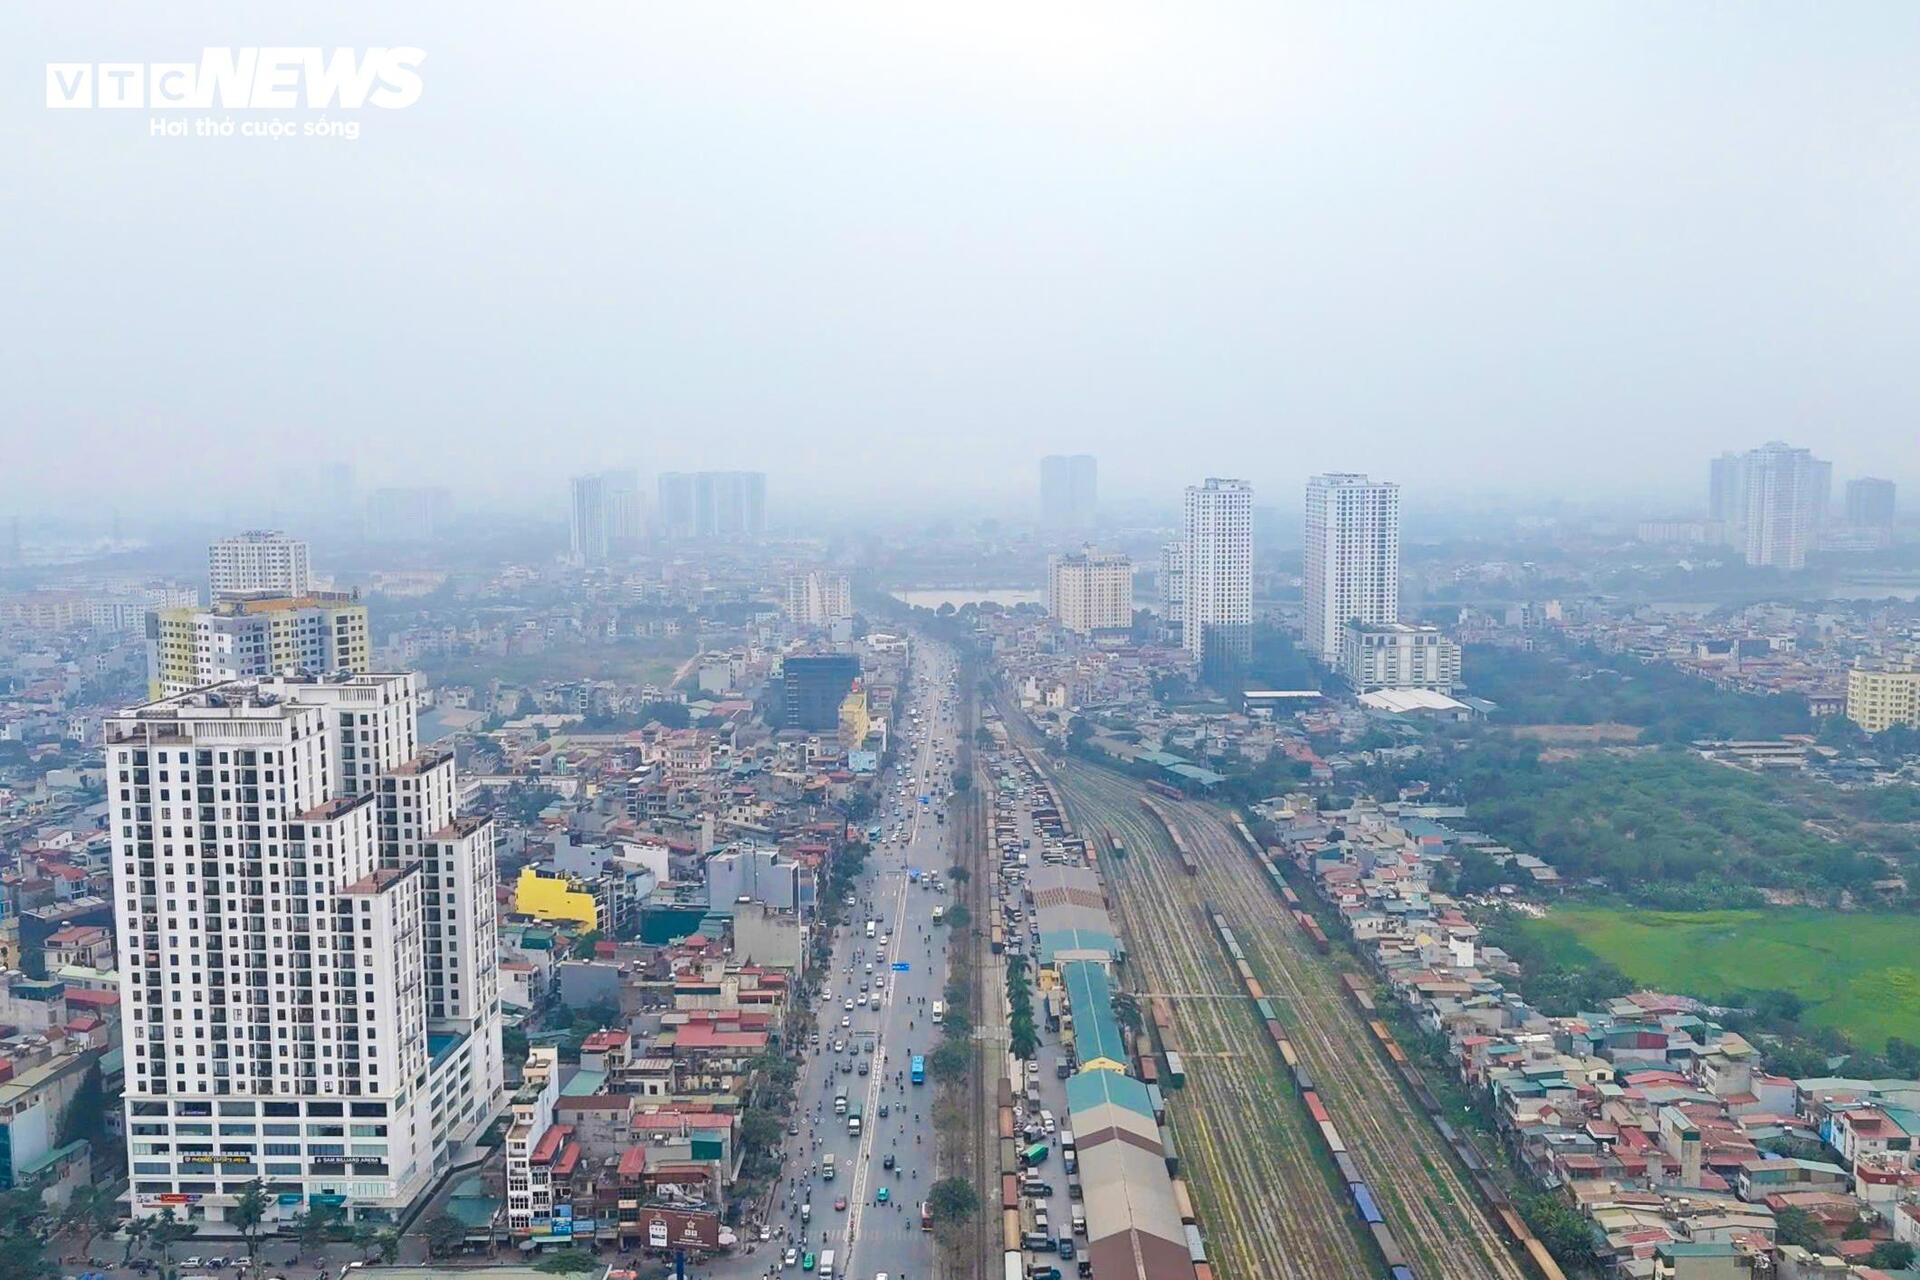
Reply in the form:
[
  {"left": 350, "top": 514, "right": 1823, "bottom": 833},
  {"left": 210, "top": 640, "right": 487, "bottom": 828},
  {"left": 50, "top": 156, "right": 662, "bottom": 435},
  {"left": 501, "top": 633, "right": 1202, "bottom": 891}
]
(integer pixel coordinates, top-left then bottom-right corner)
[{"left": 9, "top": 8, "right": 1920, "bottom": 514}]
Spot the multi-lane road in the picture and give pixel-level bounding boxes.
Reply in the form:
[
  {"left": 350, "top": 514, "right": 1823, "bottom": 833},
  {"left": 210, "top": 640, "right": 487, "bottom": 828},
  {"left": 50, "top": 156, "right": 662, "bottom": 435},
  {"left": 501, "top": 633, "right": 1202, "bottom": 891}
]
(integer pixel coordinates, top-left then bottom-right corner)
[{"left": 712, "top": 638, "right": 965, "bottom": 1280}]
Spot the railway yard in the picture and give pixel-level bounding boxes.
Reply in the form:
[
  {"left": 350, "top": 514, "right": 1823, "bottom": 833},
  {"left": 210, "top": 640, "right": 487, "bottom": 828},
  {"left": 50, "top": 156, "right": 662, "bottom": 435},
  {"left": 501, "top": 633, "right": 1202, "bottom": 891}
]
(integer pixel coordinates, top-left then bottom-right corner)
[{"left": 1041, "top": 755, "right": 1538, "bottom": 1280}]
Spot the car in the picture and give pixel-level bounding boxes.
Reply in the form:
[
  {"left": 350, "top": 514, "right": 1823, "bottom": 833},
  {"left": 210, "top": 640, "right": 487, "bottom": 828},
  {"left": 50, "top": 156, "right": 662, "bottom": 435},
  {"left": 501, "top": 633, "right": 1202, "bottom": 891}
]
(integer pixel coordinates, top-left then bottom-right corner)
[
  {"left": 183, "top": 1262, "right": 205, "bottom": 1271},
  {"left": 844, "top": 998, "right": 854, "bottom": 1010},
  {"left": 834, "top": 1196, "right": 848, "bottom": 1211},
  {"left": 841, "top": 1015, "right": 851, "bottom": 1028},
  {"left": 876, "top": 1186, "right": 891, "bottom": 1204},
  {"left": 802, "top": 1252, "right": 815, "bottom": 1271},
  {"left": 864, "top": 1040, "right": 875, "bottom": 1054},
  {"left": 883, "top": 1153, "right": 896, "bottom": 1169},
  {"left": 784, "top": 1247, "right": 798, "bottom": 1267},
  {"left": 833, "top": 1039, "right": 845, "bottom": 1052},
  {"left": 1058, "top": 1239, "right": 1076, "bottom": 1260},
  {"left": 857, "top": 1060, "right": 869, "bottom": 1075},
  {"left": 759, "top": 1225, "right": 772, "bottom": 1241},
  {"left": 879, "top": 1102, "right": 890, "bottom": 1117}
]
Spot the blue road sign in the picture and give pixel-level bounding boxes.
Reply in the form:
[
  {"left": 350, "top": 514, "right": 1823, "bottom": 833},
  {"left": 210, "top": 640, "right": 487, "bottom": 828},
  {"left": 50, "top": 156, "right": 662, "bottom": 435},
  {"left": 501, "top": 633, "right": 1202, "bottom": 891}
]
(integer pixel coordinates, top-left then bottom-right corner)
[{"left": 891, "top": 961, "right": 910, "bottom": 971}]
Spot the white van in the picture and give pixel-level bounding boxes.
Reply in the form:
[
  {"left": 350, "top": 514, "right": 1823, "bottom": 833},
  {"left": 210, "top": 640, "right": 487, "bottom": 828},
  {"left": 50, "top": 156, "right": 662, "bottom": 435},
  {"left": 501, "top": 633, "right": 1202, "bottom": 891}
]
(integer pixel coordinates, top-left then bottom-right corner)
[{"left": 819, "top": 1249, "right": 835, "bottom": 1279}]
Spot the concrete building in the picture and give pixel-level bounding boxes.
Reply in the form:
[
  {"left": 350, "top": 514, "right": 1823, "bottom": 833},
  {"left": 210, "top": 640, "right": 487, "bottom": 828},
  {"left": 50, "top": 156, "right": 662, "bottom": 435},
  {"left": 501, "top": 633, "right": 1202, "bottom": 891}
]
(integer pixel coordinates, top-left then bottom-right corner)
[
  {"left": 568, "top": 473, "right": 611, "bottom": 566},
  {"left": 1040, "top": 454, "right": 1098, "bottom": 529},
  {"left": 1304, "top": 473, "right": 1401, "bottom": 661},
  {"left": 208, "top": 531, "right": 311, "bottom": 600},
  {"left": 778, "top": 653, "right": 859, "bottom": 732},
  {"left": 363, "top": 487, "right": 451, "bottom": 543},
  {"left": 1339, "top": 621, "right": 1462, "bottom": 694},
  {"left": 656, "top": 472, "right": 766, "bottom": 541},
  {"left": 1711, "top": 442, "right": 1831, "bottom": 569},
  {"left": 108, "top": 672, "right": 503, "bottom": 1230},
  {"left": 1180, "top": 479, "right": 1253, "bottom": 679},
  {"left": 1846, "top": 657, "right": 1920, "bottom": 733},
  {"left": 1845, "top": 477, "right": 1897, "bottom": 528},
  {"left": 784, "top": 570, "right": 852, "bottom": 627},
  {"left": 145, "top": 593, "right": 370, "bottom": 699},
  {"left": 569, "top": 470, "right": 641, "bottom": 566},
  {"left": 1158, "top": 541, "right": 1185, "bottom": 623},
  {"left": 1046, "top": 546, "right": 1133, "bottom": 639}
]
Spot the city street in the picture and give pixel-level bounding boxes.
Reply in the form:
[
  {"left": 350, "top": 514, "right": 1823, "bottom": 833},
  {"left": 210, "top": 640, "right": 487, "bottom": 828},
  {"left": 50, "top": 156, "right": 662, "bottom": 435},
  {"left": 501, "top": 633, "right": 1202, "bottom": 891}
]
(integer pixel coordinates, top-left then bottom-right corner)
[{"left": 708, "top": 637, "right": 963, "bottom": 1280}]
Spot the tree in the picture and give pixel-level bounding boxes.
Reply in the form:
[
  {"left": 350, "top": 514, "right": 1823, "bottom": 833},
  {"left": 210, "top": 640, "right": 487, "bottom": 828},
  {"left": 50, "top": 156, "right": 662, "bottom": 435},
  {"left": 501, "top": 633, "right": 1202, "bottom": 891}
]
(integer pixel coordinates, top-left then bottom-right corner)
[
  {"left": 1869, "top": 1241, "right": 1916, "bottom": 1270},
  {"left": 423, "top": 1212, "right": 469, "bottom": 1258},
  {"left": 947, "top": 864, "right": 970, "bottom": 885},
  {"left": 1520, "top": 1193, "right": 1599, "bottom": 1270},
  {"left": 361, "top": 1229, "right": 401, "bottom": 1263},
  {"left": 229, "top": 1179, "right": 271, "bottom": 1268},
  {"left": 147, "top": 1208, "right": 197, "bottom": 1267},
  {"left": 55, "top": 1064, "right": 108, "bottom": 1150},
  {"left": 533, "top": 1250, "right": 603, "bottom": 1274},
  {"left": 58, "top": 1185, "right": 116, "bottom": 1260},
  {"left": 290, "top": 1200, "right": 347, "bottom": 1260},
  {"left": 943, "top": 904, "right": 971, "bottom": 930},
  {"left": 951, "top": 770, "right": 972, "bottom": 793},
  {"left": 120, "top": 1214, "right": 152, "bottom": 1266},
  {"left": 927, "top": 1176, "right": 980, "bottom": 1225},
  {"left": 1773, "top": 1205, "right": 1822, "bottom": 1250},
  {"left": 929, "top": 1039, "right": 972, "bottom": 1083}
]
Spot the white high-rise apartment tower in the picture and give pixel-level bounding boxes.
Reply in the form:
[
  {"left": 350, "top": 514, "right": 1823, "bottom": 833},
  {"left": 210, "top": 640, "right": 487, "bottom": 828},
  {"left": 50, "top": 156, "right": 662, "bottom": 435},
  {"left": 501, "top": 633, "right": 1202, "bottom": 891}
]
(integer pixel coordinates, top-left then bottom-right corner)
[
  {"left": 209, "top": 531, "right": 311, "bottom": 600},
  {"left": 1180, "top": 479, "right": 1253, "bottom": 674},
  {"left": 1040, "top": 455, "right": 1098, "bottom": 529},
  {"left": 1046, "top": 546, "right": 1133, "bottom": 637},
  {"left": 109, "top": 671, "right": 502, "bottom": 1230},
  {"left": 785, "top": 570, "right": 853, "bottom": 627},
  {"left": 1304, "top": 474, "right": 1401, "bottom": 661},
  {"left": 1710, "top": 442, "right": 1829, "bottom": 570}
]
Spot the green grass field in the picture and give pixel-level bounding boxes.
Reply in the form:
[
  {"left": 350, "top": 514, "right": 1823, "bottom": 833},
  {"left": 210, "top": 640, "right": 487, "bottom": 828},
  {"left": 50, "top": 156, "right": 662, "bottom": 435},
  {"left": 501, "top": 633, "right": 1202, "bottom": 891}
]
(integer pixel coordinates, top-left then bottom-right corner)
[{"left": 1521, "top": 906, "right": 1920, "bottom": 1050}]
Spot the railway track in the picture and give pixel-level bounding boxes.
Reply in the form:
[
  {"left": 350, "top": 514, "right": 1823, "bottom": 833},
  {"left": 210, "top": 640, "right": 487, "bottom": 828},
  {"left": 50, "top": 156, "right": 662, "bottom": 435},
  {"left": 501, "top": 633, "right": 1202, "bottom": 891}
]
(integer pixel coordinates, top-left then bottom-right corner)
[
  {"left": 1053, "top": 767, "right": 1376, "bottom": 1279},
  {"left": 1155, "top": 797, "right": 1533, "bottom": 1280}
]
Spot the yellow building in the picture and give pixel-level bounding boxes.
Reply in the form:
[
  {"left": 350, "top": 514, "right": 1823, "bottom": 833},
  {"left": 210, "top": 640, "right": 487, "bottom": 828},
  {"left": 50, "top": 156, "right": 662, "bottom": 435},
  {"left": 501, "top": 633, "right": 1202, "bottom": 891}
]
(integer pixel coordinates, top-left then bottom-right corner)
[
  {"left": 147, "top": 592, "right": 370, "bottom": 698},
  {"left": 1846, "top": 658, "right": 1920, "bottom": 733},
  {"left": 514, "top": 866, "right": 598, "bottom": 929},
  {"left": 838, "top": 681, "right": 870, "bottom": 750}
]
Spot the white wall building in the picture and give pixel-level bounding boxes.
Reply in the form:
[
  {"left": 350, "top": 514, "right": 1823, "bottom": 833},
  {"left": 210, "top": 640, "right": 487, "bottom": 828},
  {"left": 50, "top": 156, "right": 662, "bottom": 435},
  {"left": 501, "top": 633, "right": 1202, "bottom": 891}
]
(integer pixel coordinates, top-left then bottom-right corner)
[
  {"left": 1339, "top": 621, "right": 1461, "bottom": 693},
  {"left": 1304, "top": 474, "right": 1401, "bottom": 661},
  {"left": 1711, "top": 442, "right": 1830, "bottom": 570},
  {"left": 109, "top": 672, "right": 502, "bottom": 1231},
  {"left": 784, "top": 570, "right": 852, "bottom": 627},
  {"left": 1180, "top": 479, "right": 1252, "bottom": 674},
  {"left": 209, "top": 531, "right": 311, "bottom": 600},
  {"left": 1040, "top": 454, "right": 1098, "bottom": 529},
  {"left": 1046, "top": 546, "right": 1133, "bottom": 638}
]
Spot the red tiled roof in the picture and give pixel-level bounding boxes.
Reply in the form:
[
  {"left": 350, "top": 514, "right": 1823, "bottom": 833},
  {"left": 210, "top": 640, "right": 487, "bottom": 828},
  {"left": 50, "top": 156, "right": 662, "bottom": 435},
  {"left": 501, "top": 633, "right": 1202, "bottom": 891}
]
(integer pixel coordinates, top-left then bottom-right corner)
[{"left": 530, "top": 1123, "right": 572, "bottom": 1165}]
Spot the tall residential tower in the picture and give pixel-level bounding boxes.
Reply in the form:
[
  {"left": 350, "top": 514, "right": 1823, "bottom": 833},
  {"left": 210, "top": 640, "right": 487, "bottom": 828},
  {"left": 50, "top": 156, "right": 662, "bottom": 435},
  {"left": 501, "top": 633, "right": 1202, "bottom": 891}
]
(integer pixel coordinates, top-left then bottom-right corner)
[
  {"left": 1040, "top": 455, "right": 1098, "bottom": 530},
  {"left": 1180, "top": 479, "right": 1252, "bottom": 678},
  {"left": 1303, "top": 474, "right": 1401, "bottom": 662},
  {"left": 110, "top": 672, "right": 503, "bottom": 1230},
  {"left": 209, "top": 531, "right": 312, "bottom": 600}
]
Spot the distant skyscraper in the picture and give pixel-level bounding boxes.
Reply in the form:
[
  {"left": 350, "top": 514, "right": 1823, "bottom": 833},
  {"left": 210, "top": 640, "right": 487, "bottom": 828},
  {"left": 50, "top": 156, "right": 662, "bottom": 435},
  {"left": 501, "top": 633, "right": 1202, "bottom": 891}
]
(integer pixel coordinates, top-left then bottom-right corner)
[
  {"left": 569, "top": 472, "right": 612, "bottom": 565},
  {"left": 1303, "top": 474, "right": 1401, "bottom": 661},
  {"left": 657, "top": 472, "right": 767, "bottom": 540},
  {"left": 1846, "top": 477, "right": 1897, "bottom": 528},
  {"left": 1040, "top": 455, "right": 1097, "bottom": 529},
  {"left": 1158, "top": 541, "right": 1186, "bottom": 623},
  {"left": 1180, "top": 479, "right": 1252, "bottom": 678},
  {"left": 1714, "top": 442, "right": 1828, "bottom": 569},
  {"left": 785, "top": 570, "right": 853, "bottom": 627},
  {"left": 108, "top": 672, "right": 503, "bottom": 1228},
  {"left": 364, "top": 487, "right": 450, "bottom": 542},
  {"left": 209, "top": 530, "right": 312, "bottom": 600}
]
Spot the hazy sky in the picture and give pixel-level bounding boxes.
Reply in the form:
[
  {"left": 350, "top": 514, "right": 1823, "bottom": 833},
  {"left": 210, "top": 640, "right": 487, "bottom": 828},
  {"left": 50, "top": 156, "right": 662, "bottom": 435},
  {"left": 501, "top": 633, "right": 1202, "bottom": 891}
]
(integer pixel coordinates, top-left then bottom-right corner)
[{"left": 5, "top": 3, "right": 1918, "bottom": 518}]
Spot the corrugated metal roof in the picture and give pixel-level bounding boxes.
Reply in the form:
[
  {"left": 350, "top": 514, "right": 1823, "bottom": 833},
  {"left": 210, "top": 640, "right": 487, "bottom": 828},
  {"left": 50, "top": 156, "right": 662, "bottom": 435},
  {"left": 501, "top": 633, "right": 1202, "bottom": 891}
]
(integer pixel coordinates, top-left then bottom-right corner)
[{"left": 1062, "top": 960, "right": 1129, "bottom": 1068}]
